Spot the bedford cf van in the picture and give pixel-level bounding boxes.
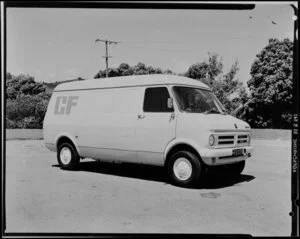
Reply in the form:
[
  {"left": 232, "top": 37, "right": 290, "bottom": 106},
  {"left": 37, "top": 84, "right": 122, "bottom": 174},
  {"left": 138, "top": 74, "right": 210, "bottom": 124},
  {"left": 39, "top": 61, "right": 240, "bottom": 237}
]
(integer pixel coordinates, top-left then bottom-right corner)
[{"left": 43, "top": 74, "right": 253, "bottom": 187}]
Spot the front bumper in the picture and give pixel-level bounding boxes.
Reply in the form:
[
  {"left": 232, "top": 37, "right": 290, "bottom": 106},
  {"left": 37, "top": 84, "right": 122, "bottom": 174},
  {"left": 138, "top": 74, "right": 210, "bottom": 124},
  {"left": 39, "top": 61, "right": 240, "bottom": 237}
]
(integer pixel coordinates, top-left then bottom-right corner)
[{"left": 201, "top": 146, "right": 254, "bottom": 166}]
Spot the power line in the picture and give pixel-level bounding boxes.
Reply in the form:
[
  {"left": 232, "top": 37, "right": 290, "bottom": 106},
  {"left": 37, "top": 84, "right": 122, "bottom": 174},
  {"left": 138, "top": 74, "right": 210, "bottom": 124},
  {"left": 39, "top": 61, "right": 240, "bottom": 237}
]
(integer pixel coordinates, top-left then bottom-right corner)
[
  {"left": 94, "top": 35, "right": 267, "bottom": 64},
  {"left": 121, "top": 42, "right": 197, "bottom": 53},
  {"left": 95, "top": 38, "right": 121, "bottom": 78},
  {"left": 118, "top": 34, "right": 262, "bottom": 45},
  {"left": 117, "top": 35, "right": 263, "bottom": 53},
  {"left": 122, "top": 40, "right": 187, "bottom": 44}
]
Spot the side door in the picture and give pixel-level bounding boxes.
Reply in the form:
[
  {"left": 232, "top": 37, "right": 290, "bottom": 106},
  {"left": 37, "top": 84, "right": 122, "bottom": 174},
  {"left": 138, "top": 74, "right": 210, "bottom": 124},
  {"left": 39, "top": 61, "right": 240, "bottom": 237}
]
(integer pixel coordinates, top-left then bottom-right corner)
[
  {"left": 77, "top": 88, "right": 138, "bottom": 163},
  {"left": 135, "top": 86, "right": 177, "bottom": 166}
]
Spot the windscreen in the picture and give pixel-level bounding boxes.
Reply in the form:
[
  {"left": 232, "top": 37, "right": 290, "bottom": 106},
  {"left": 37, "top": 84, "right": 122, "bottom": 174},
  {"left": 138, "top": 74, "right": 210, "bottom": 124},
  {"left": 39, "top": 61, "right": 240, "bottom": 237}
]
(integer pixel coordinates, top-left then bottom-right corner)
[{"left": 172, "top": 86, "right": 225, "bottom": 114}]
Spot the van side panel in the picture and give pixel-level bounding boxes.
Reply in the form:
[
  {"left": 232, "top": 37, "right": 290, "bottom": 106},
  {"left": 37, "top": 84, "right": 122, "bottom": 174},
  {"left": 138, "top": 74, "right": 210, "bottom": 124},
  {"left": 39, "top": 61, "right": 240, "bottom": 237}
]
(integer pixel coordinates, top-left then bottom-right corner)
[
  {"left": 44, "top": 87, "right": 140, "bottom": 163},
  {"left": 43, "top": 91, "right": 82, "bottom": 153},
  {"left": 75, "top": 87, "right": 140, "bottom": 163},
  {"left": 43, "top": 91, "right": 60, "bottom": 149}
]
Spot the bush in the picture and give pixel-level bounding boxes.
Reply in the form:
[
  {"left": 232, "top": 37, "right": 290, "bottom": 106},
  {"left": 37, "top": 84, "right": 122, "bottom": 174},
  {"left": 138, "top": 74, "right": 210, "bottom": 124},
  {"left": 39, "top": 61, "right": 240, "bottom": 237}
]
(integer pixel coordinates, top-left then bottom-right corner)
[
  {"left": 18, "top": 117, "right": 41, "bottom": 129},
  {"left": 6, "top": 118, "right": 16, "bottom": 129},
  {"left": 6, "top": 92, "right": 50, "bottom": 129}
]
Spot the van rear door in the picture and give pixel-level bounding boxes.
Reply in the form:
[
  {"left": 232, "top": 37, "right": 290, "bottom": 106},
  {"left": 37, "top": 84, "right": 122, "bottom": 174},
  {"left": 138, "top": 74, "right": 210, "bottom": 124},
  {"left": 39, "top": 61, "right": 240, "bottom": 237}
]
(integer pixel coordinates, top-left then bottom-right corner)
[{"left": 135, "top": 86, "right": 176, "bottom": 166}]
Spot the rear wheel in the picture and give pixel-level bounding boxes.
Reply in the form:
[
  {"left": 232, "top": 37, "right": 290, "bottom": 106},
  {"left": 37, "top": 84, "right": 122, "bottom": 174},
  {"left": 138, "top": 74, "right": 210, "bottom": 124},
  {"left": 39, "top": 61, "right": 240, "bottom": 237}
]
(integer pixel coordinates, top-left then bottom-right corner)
[
  {"left": 166, "top": 151, "right": 204, "bottom": 187},
  {"left": 57, "top": 142, "right": 80, "bottom": 170}
]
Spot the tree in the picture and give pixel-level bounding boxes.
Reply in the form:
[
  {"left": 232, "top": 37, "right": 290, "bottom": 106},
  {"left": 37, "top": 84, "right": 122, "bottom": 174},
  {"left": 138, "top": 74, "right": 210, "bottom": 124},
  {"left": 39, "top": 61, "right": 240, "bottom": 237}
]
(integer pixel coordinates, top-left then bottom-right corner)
[
  {"left": 118, "top": 63, "right": 130, "bottom": 75},
  {"left": 94, "top": 62, "right": 173, "bottom": 79},
  {"left": 186, "top": 53, "right": 223, "bottom": 82},
  {"left": 186, "top": 62, "right": 209, "bottom": 80},
  {"left": 207, "top": 53, "right": 223, "bottom": 80},
  {"left": 6, "top": 73, "right": 46, "bottom": 100},
  {"left": 185, "top": 53, "right": 246, "bottom": 113},
  {"left": 6, "top": 73, "right": 51, "bottom": 129},
  {"left": 163, "top": 69, "right": 174, "bottom": 74},
  {"left": 239, "top": 38, "right": 293, "bottom": 128}
]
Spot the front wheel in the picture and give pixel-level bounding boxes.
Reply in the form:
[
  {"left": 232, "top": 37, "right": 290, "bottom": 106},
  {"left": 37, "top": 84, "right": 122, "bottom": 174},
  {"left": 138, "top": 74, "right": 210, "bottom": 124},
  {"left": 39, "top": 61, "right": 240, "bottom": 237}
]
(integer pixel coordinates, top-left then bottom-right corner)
[
  {"left": 166, "top": 151, "right": 205, "bottom": 187},
  {"left": 57, "top": 142, "right": 80, "bottom": 170}
]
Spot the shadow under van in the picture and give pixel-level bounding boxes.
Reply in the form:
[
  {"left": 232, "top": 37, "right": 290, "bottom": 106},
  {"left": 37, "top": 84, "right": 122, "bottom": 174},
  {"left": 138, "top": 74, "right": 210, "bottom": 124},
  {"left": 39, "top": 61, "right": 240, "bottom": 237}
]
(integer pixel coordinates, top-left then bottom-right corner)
[{"left": 52, "top": 160, "right": 255, "bottom": 189}]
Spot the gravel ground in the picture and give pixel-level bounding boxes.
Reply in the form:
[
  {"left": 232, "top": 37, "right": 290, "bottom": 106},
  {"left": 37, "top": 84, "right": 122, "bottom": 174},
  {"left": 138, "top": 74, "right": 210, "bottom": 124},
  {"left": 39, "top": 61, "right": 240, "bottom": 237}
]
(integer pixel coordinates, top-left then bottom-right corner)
[{"left": 5, "top": 139, "right": 291, "bottom": 235}]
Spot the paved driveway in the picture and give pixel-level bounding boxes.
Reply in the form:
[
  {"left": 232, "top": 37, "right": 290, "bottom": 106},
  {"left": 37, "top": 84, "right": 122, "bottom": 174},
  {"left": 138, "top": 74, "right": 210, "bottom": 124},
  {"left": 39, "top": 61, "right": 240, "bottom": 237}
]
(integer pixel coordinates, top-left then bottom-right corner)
[{"left": 5, "top": 139, "right": 291, "bottom": 235}]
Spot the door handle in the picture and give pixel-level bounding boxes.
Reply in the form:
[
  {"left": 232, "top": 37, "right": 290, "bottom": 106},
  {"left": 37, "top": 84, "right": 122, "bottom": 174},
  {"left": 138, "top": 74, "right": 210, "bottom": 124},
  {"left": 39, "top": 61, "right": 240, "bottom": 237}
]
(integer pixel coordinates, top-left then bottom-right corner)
[
  {"left": 138, "top": 114, "right": 145, "bottom": 119},
  {"left": 170, "top": 112, "right": 175, "bottom": 121}
]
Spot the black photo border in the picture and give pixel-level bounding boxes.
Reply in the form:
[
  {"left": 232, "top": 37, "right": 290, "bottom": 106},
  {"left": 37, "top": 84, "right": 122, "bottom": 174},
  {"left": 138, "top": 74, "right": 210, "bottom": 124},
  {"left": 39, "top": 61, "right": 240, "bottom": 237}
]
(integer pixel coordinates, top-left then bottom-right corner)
[{"left": 1, "top": 1, "right": 298, "bottom": 238}]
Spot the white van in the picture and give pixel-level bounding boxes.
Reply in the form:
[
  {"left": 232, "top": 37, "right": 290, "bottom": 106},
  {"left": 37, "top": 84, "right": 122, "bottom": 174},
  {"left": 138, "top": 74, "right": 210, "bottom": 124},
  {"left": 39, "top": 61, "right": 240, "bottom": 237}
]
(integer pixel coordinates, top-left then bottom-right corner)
[{"left": 43, "top": 74, "right": 253, "bottom": 187}]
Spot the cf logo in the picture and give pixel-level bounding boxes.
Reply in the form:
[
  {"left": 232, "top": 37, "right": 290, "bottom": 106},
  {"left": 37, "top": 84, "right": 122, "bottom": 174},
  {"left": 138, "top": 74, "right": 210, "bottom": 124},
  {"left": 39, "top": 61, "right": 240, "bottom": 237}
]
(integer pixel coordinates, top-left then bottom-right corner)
[{"left": 54, "top": 96, "right": 79, "bottom": 115}]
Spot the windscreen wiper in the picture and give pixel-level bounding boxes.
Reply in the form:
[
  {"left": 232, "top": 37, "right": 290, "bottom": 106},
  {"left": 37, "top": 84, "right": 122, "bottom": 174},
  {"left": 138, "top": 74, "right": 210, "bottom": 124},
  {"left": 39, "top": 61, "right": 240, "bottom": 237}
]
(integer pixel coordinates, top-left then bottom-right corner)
[{"left": 203, "top": 108, "right": 221, "bottom": 114}]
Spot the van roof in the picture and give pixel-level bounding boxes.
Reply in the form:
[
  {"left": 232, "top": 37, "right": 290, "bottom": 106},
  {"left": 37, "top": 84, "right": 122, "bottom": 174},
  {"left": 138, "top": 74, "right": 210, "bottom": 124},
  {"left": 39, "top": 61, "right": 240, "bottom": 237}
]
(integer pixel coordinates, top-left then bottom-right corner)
[{"left": 54, "top": 74, "right": 211, "bottom": 92}]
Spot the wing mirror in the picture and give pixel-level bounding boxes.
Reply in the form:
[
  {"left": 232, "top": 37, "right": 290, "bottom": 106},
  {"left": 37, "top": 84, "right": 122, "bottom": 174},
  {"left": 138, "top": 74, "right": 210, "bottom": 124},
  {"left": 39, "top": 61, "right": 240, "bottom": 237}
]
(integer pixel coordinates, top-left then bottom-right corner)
[{"left": 167, "top": 97, "right": 174, "bottom": 109}]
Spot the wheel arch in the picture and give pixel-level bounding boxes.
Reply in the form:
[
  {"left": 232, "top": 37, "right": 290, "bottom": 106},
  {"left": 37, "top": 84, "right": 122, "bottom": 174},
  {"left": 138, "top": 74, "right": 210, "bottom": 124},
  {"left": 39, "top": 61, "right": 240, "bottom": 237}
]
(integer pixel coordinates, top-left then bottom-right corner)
[
  {"left": 164, "top": 140, "right": 203, "bottom": 167},
  {"left": 55, "top": 133, "right": 80, "bottom": 155}
]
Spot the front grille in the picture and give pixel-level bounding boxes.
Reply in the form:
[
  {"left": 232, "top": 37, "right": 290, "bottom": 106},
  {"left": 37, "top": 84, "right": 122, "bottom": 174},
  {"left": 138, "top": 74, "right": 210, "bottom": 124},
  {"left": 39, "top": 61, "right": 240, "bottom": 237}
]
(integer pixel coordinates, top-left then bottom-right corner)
[
  {"left": 215, "top": 133, "right": 250, "bottom": 148},
  {"left": 238, "top": 139, "right": 247, "bottom": 144},
  {"left": 219, "top": 136, "right": 234, "bottom": 139},
  {"left": 238, "top": 135, "right": 248, "bottom": 138},
  {"left": 237, "top": 135, "right": 249, "bottom": 145},
  {"left": 217, "top": 135, "right": 235, "bottom": 146},
  {"left": 219, "top": 141, "right": 234, "bottom": 144}
]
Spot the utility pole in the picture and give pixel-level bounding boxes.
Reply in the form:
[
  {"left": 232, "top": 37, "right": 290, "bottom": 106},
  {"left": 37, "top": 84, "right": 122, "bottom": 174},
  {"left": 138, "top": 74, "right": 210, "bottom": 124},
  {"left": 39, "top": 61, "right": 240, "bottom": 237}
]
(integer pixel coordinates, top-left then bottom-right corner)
[
  {"left": 95, "top": 38, "right": 120, "bottom": 78},
  {"left": 105, "top": 40, "right": 109, "bottom": 77}
]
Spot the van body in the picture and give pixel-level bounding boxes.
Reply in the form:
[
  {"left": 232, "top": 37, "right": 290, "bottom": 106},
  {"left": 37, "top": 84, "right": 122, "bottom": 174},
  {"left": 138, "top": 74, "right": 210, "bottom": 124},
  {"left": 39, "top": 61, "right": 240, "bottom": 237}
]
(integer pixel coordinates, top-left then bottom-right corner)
[{"left": 43, "top": 74, "right": 254, "bottom": 187}]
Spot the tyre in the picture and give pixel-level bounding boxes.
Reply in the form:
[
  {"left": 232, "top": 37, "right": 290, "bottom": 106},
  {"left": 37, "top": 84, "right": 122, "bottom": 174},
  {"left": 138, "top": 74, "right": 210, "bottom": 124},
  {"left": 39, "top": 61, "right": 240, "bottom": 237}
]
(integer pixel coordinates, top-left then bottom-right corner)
[
  {"left": 166, "top": 150, "right": 204, "bottom": 187},
  {"left": 57, "top": 142, "right": 80, "bottom": 170},
  {"left": 226, "top": 160, "right": 245, "bottom": 176}
]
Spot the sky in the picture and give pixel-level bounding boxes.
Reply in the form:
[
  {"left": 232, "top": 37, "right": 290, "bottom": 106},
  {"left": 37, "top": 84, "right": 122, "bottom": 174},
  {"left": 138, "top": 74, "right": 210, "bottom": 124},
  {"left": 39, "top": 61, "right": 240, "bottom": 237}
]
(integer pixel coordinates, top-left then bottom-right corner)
[{"left": 6, "top": 3, "right": 296, "bottom": 86}]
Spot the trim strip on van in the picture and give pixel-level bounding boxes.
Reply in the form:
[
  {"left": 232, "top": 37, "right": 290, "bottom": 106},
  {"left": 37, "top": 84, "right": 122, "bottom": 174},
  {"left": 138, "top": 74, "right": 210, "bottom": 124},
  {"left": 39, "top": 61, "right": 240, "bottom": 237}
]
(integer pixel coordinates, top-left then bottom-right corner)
[
  {"left": 79, "top": 145, "right": 162, "bottom": 154},
  {"left": 54, "top": 83, "right": 211, "bottom": 93},
  {"left": 212, "top": 129, "right": 251, "bottom": 133},
  {"left": 45, "top": 143, "right": 55, "bottom": 146}
]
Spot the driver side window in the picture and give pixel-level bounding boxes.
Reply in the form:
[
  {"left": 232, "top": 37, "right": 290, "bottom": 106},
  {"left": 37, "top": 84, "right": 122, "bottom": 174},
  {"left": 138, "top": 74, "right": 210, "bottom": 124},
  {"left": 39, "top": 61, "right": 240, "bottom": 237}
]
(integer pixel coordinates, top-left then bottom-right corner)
[{"left": 143, "top": 87, "right": 173, "bottom": 112}]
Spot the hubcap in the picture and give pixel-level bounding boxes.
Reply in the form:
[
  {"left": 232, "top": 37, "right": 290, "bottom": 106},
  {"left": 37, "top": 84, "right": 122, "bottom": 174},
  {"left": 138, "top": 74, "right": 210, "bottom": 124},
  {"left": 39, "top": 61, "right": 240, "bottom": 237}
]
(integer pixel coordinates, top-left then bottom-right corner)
[
  {"left": 173, "top": 157, "right": 192, "bottom": 181},
  {"left": 60, "top": 147, "right": 72, "bottom": 165}
]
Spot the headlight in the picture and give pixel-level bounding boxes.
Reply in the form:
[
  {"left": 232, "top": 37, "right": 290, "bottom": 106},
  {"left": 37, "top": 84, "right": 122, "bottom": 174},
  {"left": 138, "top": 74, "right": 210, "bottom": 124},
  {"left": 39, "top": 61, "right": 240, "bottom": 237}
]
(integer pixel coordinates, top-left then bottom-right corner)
[{"left": 209, "top": 135, "right": 215, "bottom": 146}]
